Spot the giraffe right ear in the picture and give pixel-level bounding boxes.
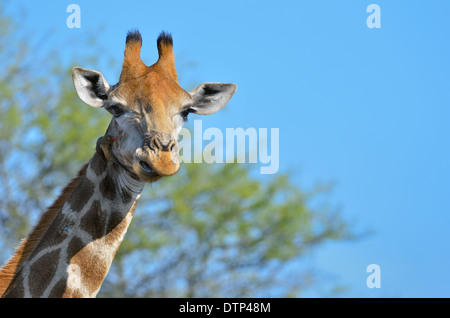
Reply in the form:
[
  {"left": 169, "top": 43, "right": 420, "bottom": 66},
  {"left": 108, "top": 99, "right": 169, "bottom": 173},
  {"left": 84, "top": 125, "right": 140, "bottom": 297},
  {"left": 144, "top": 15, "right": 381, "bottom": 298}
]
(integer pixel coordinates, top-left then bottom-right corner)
[{"left": 72, "top": 67, "right": 111, "bottom": 108}]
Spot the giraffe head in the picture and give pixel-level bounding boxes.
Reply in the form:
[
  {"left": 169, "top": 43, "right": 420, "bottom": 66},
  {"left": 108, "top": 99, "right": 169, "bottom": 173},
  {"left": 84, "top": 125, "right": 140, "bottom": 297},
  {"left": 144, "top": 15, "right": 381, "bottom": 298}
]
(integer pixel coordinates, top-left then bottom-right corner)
[{"left": 72, "top": 30, "right": 236, "bottom": 182}]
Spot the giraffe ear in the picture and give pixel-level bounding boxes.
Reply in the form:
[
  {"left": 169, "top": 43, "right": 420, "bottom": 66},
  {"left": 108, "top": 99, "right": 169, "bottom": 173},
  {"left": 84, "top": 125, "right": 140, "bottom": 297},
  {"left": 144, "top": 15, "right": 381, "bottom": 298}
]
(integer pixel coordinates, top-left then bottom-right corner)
[
  {"left": 72, "top": 67, "right": 111, "bottom": 108},
  {"left": 187, "top": 82, "right": 237, "bottom": 115}
]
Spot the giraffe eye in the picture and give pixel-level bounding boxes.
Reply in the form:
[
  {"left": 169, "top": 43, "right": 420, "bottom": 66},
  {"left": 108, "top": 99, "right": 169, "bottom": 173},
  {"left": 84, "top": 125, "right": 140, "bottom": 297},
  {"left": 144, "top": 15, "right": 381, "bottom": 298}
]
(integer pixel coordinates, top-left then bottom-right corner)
[
  {"left": 181, "top": 109, "right": 190, "bottom": 122},
  {"left": 109, "top": 105, "right": 125, "bottom": 118}
]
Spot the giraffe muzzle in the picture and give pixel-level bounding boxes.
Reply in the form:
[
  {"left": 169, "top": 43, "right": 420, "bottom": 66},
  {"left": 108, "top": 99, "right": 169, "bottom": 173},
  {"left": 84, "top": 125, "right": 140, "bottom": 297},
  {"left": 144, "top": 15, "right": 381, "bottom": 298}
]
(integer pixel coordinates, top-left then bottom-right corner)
[{"left": 133, "top": 142, "right": 180, "bottom": 180}]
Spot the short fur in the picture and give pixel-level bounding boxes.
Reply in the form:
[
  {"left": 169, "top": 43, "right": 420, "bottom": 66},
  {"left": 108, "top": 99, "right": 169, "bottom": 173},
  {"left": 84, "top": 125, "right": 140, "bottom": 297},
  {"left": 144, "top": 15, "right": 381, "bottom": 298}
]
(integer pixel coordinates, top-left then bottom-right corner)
[
  {"left": 0, "top": 165, "right": 88, "bottom": 296},
  {"left": 157, "top": 31, "right": 173, "bottom": 50},
  {"left": 0, "top": 29, "right": 236, "bottom": 298}
]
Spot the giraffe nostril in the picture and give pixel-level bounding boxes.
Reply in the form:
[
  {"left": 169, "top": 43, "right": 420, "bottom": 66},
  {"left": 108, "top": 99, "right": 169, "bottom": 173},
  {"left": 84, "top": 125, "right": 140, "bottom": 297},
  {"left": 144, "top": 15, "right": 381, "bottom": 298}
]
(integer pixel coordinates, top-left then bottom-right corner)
[
  {"left": 160, "top": 140, "right": 175, "bottom": 152},
  {"left": 146, "top": 135, "right": 175, "bottom": 152},
  {"left": 169, "top": 141, "right": 176, "bottom": 152},
  {"left": 149, "top": 136, "right": 160, "bottom": 151}
]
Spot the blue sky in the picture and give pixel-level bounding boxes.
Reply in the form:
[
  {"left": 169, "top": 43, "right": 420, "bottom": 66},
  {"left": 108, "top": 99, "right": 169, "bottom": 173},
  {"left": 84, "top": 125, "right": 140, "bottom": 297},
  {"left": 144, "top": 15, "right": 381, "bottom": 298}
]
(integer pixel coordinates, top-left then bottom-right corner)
[{"left": 5, "top": 0, "right": 450, "bottom": 297}]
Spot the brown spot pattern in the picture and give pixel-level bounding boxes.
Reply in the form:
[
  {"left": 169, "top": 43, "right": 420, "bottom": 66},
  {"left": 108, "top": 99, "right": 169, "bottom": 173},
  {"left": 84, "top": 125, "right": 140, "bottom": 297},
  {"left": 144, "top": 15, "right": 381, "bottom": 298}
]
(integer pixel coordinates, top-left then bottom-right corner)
[
  {"left": 48, "top": 278, "right": 67, "bottom": 298},
  {"left": 99, "top": 174, "right": 116, "bottom": 201},
  {"left": 121, "top": 189, "right": 132, "bottom": 205},
  {"left": 29, "top": 250, "right": 60, "bottom": 297},
  {"left": 70, "top": 248, "right": 109, "bottom": 296},
  {"left": 80, "top": 200, "right": 107, "bottom": 240},
  {"left": 106, "top": 211, "right": 124, "bottom": 234},
  {"left": 90, "top": 152, "right": 107, "bottom": 176},
  {"left": 67, "top": 176, "right": 95, "bottom": 212}
]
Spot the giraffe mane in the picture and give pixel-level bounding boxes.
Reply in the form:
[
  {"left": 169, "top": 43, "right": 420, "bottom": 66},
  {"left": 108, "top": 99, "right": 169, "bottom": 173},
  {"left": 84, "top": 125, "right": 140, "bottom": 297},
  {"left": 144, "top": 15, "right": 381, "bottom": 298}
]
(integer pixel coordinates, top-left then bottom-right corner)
[{"left": 0, "top": 164, "right": 88, "bottom": 296}]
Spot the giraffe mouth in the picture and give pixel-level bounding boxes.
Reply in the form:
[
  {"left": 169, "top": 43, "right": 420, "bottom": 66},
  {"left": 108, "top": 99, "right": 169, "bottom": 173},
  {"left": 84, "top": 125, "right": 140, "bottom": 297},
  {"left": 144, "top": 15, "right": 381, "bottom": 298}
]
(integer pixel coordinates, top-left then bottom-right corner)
[
  {"left": 133, "top": 159, "right": 161, "bottom": 182},
  {"left": 139, "top": 160, "right": 154, "bottom": 173},
  {"left": 133, "top": 147, "right": 180, "bottom": 181}
]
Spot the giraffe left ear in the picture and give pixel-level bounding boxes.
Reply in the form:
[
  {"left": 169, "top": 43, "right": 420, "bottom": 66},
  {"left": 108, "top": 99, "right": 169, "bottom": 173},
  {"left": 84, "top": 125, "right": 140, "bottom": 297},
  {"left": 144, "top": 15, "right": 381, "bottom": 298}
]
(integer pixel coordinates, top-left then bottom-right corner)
[
  {"left": 188, "top": 82, "right": 237, "bottom": 115},
  {"left": 72, "top": 67, "right": 111, "bottom": 108}
]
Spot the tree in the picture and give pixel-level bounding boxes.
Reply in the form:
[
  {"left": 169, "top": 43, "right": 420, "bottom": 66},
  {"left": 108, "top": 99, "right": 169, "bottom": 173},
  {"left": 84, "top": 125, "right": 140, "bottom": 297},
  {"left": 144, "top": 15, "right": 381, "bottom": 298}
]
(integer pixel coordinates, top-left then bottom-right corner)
[
  {"left": 0, "top": 2, "right": 356, "bottom": 297},
  {"left": 0, "top": 0, "right": 110, "bottom": 258},
  {"left": 100, "top": 162, "right": 352, "bottom": 297}
]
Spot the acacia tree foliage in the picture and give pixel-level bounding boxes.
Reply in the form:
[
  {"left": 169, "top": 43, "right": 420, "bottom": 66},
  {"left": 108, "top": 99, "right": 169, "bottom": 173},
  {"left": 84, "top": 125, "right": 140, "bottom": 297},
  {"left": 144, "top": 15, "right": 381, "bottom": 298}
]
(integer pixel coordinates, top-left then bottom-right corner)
[
  {"left": 0, "top": 3, "right": 355, "bottom": 297},
  {"left": 100, "top": 163, "right": 352, "bottom": 297},
  {"left": 0, "top": 1, "right": 111, "bottom": 256}
]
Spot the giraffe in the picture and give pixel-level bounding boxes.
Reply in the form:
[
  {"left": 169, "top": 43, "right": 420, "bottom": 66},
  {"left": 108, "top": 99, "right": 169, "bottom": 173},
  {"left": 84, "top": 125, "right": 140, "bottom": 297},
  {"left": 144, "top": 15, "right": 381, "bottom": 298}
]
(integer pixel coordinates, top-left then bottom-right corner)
[{"left": 0, "top": 30, "right": 236, "bottom": 297}]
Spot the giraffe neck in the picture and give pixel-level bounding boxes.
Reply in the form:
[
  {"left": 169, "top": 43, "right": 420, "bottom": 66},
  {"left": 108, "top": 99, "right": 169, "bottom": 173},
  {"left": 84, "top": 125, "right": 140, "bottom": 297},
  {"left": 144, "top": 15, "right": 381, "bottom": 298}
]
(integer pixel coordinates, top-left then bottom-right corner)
[{"left": 1, "top": 151, "right": 145, "bottom": 298}]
